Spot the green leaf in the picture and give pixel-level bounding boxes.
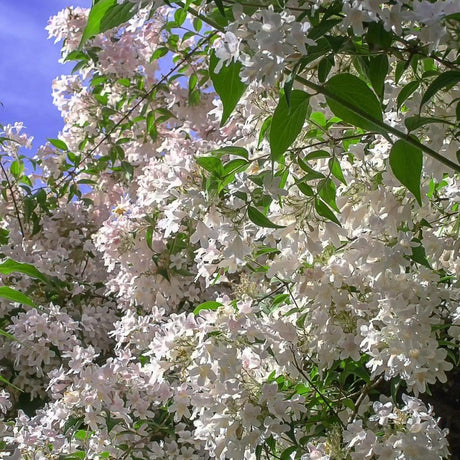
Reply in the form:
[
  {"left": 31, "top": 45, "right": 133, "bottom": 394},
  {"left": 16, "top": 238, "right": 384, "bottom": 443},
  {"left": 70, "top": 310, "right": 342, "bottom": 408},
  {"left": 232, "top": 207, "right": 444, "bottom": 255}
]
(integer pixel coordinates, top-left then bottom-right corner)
[
  {"left": 395, "top": 60, "right": 408, "bottom": 84},
  {"left": 405, "top": 115, "right": 455, "bottom": 132},
  {"left": 223, "top": 159, "right": 248, "bottom": 176},
  {"left": 120, "top": 161, "right": 134, "bottom": 181},
  {"left": 0, "top": 286, "right": 35, "bottom": 308},
  {"left": 193, "top": 17, "right": 202, "bottom": 31},
  {"left": 421, "top": 71, "right": 460, "bottom": 106},
  {"left": 283, "top": 70, "right": 296, "bottom": 108},
  {"left": 61, "top": 452, "right": 86, "bottom": 460},
  {"left": 298, "top": 159, "right": 325, "bottom": 180},
  {"left": 196, "top": 157, "right": 224, "bottom": 176},
  {"left": 80, "top": 0, "right": 135, "bottom": 48},
  {"left": 213, "top": 0, "right": 227, "bottom": 17},
  {"left": 150, "top": 47, "right": 169, "bottom": 62},
  {"left": 74, "top": 430, "right": 89, "bottom": 441},
  {"left": 368, "top": 54, "right": 388, "bottom": 99},
  {"left": 397, "top": 81, "right": 420, "bottom": 110},
  {"left": 324, "top": 74, "right": 383, "bottom": 133},
  {"left": 248, "top": 206, "right": 285, "bottom": 229},
  {"left": 10, "top": 160, "right": 24, "bottom": 180},
  {"left": 0, "top": 259, "right": 49, "bottom": 284},
  {"left": 193, "top": 301, "right": 222, "bottom": 315},
  {"left": 329, "top": 157, "right": 346, "bottom": 184},
  {"left": 258, "top": 116, "right": 272, "bottom": 148},
  {"left": 365, "top": 21, "right": 392, "bottom": 51},
  {"left": 212, "top": 146, "right": 249, "bottom": 159},
  {"left": 209, "top": 52, "right": 247, "bottom": 126},
  {"left": 0, "top": 328, "right": 18, "bottom": 342},
  {"left": 309, "top": 112, "right": 327, "bottom": 127},
  {"left": 0, "top": 374, "right": 22, "bottom": 392},
  {"left": 280, "top": 447, "right": 297, "bottom": 460},
  {"left": 318, "top": 55, "right": 334, "bottom": 83},
  {"left": 189, "top": 74, "right": 198, "bottom": 94},
  {"left": 314, "top": 198, "right": 341, "bottom": 225},
  {"left": 296, "top": 181, "right": 314, "bottom": 196},
  {"left": 48, "top": 138, "right": 68, "bottom": 151},
  {"left": 389, "top": 139, "right": 423, "bottom": 205},
  {"left": 174, "top": 8, "right": 187, "bottom": 26},
  {"left": 254, "top": 246, "right": 279, "bottom": 258},
  {"left": 305, "top": 149, "right": 329, "bottom": 160},
  {"left": 411, "top": 244, "right": 431, "bottom": 268},
  {"left": 270, "top": 90, "right": 309, "bottom": 162},
  {"left": 145, "top": 227, "right": 154, "bottom": 251},
  {"left": 318, "top": 178, "right": 339, "bottom": 212}
]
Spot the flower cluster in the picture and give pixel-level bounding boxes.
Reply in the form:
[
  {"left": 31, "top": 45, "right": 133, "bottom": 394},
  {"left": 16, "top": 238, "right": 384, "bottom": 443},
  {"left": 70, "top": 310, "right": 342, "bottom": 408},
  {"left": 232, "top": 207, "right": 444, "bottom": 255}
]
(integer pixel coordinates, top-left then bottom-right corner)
[{"left": 0, "top": 0, "right": 458, "bottom": 459}]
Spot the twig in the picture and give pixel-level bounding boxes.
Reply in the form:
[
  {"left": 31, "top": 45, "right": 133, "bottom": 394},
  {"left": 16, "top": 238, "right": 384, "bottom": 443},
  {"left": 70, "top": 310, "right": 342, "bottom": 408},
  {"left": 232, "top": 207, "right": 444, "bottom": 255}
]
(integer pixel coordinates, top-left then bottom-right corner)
[
  {"left": 0, "top": 161, "right": 24, "bottom": 237},
  {"left": 53, "top": 31, "right": 217, "bottom": 191},
  {"left": 348, "top": 375, "right": 384, "bottom": 424},
  {"left": 290, "top": 345, "right": 345, "bottom": 428}
]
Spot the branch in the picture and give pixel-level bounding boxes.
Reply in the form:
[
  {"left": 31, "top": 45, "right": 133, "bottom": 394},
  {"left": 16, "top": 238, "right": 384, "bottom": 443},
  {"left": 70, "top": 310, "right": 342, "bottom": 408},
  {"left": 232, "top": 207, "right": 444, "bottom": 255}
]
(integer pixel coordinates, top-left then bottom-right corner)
[
  {"left": 0, "top": 161, "right": 24, "bottom": 237},
  {"left": 290, "top": 345, "right": 345, "bottom": 428},
  {"left": 54, "top": 31, "right": 218, "bottom": 191},
  {"left": 180, "top": 3, "right": 460, "bottom": 173},
  {"left": 293, "top": 74, "right": 460, "bottom": 173}
]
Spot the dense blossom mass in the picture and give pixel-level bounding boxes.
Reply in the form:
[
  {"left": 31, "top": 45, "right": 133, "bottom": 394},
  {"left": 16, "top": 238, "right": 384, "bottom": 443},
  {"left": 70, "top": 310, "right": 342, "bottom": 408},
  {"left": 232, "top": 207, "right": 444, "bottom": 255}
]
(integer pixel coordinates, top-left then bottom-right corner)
[{"left": 0, "top": 0, "right": 459, "bottom": 458}]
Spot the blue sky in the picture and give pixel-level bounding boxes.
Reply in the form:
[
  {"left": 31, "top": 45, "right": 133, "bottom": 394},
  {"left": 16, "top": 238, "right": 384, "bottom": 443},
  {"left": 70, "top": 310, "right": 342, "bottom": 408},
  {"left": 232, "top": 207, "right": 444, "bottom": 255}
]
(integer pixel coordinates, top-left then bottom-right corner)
[{"left": 0, "top": 1, "right": 91, "bottom": 150}]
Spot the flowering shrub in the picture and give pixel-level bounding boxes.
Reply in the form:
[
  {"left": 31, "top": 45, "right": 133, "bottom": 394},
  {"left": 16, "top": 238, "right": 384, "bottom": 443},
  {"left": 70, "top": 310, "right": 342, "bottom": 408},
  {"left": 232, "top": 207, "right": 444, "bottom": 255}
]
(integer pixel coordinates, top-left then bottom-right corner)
[{"left": 0, "top": 0, "right": 459, "bottom": 458}]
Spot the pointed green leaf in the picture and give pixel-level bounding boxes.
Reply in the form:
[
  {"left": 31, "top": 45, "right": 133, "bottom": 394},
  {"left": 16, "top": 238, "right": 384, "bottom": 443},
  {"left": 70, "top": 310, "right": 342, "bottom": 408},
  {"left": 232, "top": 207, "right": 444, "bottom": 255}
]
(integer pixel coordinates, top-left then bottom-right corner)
[
  {"left": 212, "top": 146, "right": 249, "bottom": 159},
  {"left": 10, "top": 160, "right": 24, "bottom": 180},
  {"left": 0, "top": 259, "right": 49, "bottom": 284},
  {"left": 223, "top": 159, "right": 248, "bottom": 176},
  {"left": 365, "top": 21, "right": 392, "bottom": 51},
  {"left": 258, "top": 116, "right": 272, "bottom": 148},
  {"left": 280, "top": 447, "right": 297, "bottom": 460},
  {"left": 48, "top": 138, "right": 68, "bottom": 151},
  {"left": 325, "top": 74, "right": 383, "bottom": 133},
  {"left": 196, "top": 157, "right": 224, "bottom": 176},
  {"left": 146, "top": 227, "right": 154, "bottom": 251},
  {"left": 329, "top": 158, "right": 346, "bottom": 184},
  {"left": 389, "top": 139, "right": 423, "bottom": 205},
  {"left": 0, "top": 286, "right": 35, "bottom": 308},
  {"left": 174, "top": 8, "right": 187, "bottom": 26},
  {"left": 210, "top": 52, "right": 247, "bottom": 126},
  {"left": 318, "top": 55, "right": 334, "bottom": 83},
  {"left": 318, "top": 178, "right": 339, "bottom": 212},
  {"left": 80, "top": 0, "right": 116, "bottom": 46},
  {"left": 411, "top": 244, "right": 431, "bottom": 268},
  {"left": 270, "top": 90, "right": 309, "bottom": 162},
  {"left": 397, "top": 81, "right": 419, "bottom": 110},
  {"left": 0, "top": 328, "right": 18, "bottom": 342},
  {"left": 213, "top": 0, "right": 227, "bottom": 17},
  {"left": 298, "top": 159, "right": 325, "bottom": 180},
  {"left": 368, "top": 54, "right": 388, "bottom": 99},
  {"left": 80, "top": 0, "right": 135, "bottom": 48},
  {"left": 284, "top": 71, "right": 296, "bottom": 108},
  {"left": 405, "top": 115, "right": 455, "bottom": 132},
  {"left": 310, "top": 112, "right": 327, "bottom": 127},
  {"left": 305, "top": 149, "right": 330, "bottom": 161},
  {"left": 248, "top": 206, "right": 285, "bottom": 229},
  {"left": 421, "top": 71, "right": 460, "bottom": 106},
  {"left": 296, "top": 181, "right": 314, "bottom": 196},
  {"left": 193, "top": 301, "right": 222, "bottom": 315},
  {"left": 314, "top": 198, "right": 341, "bottom": 226},
  {"left": 150, "top": 47, "right": 169, "bottom": 62},
  {"left": 0, "top": 374, "right": 22, "bottom": 392}
]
